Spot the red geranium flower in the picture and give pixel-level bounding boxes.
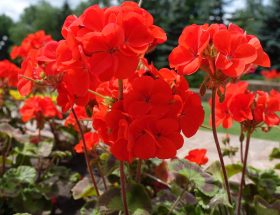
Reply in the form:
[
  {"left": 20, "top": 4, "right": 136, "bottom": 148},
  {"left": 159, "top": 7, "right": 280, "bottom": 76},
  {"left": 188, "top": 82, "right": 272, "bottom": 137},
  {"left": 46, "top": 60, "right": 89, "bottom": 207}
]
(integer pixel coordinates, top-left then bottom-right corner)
[
  {"left": 229, "top": 92, "right": 255, "bottom": 122},
  {"left": 179, "top": 91, "right": 204, "bottom": 138},
  {"left": 0, "top": 60, "right": 20, "bottom": 87},
  {"left": 65, "top": 105, "right": 89, "bottom": 131},
  {"left": 214, "top": 30, "right": 257, "bottom": 77},
  {"left": 20, "top": 96, "right": 62, "bottom": 128},
  {"left": 209, "top": 81, "right": 249, "bottom": 129},
  {"left": 169, "top": 24, "right": 210, "bottom": 75},
  {"left": 261, "top": 69, "right": 280, "bottom": 80},
  {"left": 185, "top": 148, "right": 208, "bottom": 165},
  {"left": 74, "top": 132, "right": 99, "bottom": 153}
]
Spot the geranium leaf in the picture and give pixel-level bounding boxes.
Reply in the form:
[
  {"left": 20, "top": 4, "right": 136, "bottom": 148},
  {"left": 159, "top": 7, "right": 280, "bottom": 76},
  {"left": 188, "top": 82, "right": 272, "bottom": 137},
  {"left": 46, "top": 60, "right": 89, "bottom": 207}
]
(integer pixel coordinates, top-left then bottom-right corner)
[
  {"left": 98, "top": 182, "right": 152, "bottom": 213},
  {"left": 169, "top": 159, "right": 219, "bottom": 197},
  {"left": 37, "top": 141, "right": 54, "bottom": 157},
  {"left": 71, "top": 177, "right": 97, "bottom": 200}
]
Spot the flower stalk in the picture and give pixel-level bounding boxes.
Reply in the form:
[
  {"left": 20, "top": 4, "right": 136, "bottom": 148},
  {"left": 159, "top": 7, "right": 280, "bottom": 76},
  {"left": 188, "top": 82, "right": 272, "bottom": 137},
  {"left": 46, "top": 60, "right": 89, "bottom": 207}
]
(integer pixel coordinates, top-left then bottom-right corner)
[
  {"left": 211, "top": 87, "right": 232, "bottom": 204},
  {"left": 237, "top": 128, "right": 253, "bottom": 215},
  {"left": 71, "top": 108, "right": 100, "bottom": 197},
  {"left": 118, "top": 79, "right": 129, "bottom": 215}
]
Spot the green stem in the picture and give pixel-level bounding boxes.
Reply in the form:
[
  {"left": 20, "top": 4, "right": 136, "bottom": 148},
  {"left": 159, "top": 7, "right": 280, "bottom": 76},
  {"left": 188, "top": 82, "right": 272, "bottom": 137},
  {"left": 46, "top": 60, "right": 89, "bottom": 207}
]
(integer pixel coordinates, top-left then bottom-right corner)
[
  {"left": 117, "top": 79, "right": 129, "bottom": 214},
  {"left": 120, "top": 161, "right": 129, "bottom": 215},
  {"left": 237, "top": 128, "right": 252, "bottom": 215},
  {"left": 211, "top": 87, "right": 232, "bottom": 205},
  {"left": 88, "top": 89, "right": 109, "bottom": 100},
  {"left": 71, "top": 108, "right": 100, "bottom": 197}
]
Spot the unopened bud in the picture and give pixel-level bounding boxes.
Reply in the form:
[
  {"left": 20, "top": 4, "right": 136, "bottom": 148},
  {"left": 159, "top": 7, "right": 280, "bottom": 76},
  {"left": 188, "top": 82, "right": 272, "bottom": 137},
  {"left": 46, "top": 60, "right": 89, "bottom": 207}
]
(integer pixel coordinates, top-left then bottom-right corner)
[{"left": 200, "top": 83, "right": 207, "bottom": 96}]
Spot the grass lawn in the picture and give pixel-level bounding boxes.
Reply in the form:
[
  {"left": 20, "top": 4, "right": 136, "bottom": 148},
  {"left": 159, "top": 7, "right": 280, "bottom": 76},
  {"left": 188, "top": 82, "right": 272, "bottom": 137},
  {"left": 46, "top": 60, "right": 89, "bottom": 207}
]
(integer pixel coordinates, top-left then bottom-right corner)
[{"left": 202, "top": 102, "right": 280, "bottom": 141}]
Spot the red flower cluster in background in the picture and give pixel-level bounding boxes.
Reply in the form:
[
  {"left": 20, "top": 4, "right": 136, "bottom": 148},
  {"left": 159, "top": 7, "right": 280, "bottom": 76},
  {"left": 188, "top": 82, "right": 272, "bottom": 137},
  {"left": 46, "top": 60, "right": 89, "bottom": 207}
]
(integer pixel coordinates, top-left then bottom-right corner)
[
  {"left": 11, "top": 30, "right": 52, "bottom": 60},
  {"left": 185, "top": 148, "right": 208, "bottom": 165},
  {"left": 210, "top": 82, "right": 280, "bottom": 129},
  {"left": 169, "top": 24, "right": 270, "bottom": 81},
  {"left": 261, "top": 69, "right": 280, "bottom": 80},
  {"left": 65, "top": 105, "right": 89, "bottom": 131},
  {"left": 20, "top": 96, "right": 62, "bottom": 129},
  {"left": 0, "top": 60, "right": 20, "bottom": 87},
  {"left": 74, "top": 132, "right": 99, "bottom": 153},
  {"left": 10, "top": 30, "right": 59, "bottom": 96}
]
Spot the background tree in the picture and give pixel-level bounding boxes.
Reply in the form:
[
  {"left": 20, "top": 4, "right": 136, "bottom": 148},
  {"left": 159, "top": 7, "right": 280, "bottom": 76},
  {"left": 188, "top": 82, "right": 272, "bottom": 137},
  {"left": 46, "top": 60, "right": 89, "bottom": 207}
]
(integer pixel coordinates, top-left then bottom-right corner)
[
  {"left": 229, "top": 0, "right": 266, "bottom": 35},
  {"left": 259, "top": 0, "right": 280, "bottom": 69},
  {"left": 0, "top": 15, "right": 13, "bottom": 60},
  {"left": 8, "top": 1, "right": 73, "bottom": 44}
]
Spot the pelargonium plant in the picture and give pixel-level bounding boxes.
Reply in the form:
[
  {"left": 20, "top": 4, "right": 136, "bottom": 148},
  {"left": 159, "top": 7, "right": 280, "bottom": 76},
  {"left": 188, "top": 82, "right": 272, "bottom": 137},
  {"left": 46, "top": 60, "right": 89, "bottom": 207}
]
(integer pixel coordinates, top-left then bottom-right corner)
[{"left": 1, "top": 0, "right": 278, "bottom": 214}]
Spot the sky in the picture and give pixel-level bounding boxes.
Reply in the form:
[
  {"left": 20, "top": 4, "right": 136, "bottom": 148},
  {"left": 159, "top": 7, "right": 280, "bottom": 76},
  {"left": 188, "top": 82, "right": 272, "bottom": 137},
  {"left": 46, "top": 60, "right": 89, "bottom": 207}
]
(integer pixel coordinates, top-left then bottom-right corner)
[
  {"left": 0, "top": 0, "right": 249, "bottom": 22},
  {"left": 0, "top": 0, "right": 87, "bottom": 21}
]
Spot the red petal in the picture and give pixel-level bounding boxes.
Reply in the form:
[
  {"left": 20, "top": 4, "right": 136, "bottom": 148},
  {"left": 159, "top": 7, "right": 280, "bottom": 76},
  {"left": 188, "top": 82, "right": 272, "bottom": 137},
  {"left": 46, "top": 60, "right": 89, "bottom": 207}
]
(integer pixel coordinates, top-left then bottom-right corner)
[{"left": 213, "top": 30, "right": 231, "bottom": 54}]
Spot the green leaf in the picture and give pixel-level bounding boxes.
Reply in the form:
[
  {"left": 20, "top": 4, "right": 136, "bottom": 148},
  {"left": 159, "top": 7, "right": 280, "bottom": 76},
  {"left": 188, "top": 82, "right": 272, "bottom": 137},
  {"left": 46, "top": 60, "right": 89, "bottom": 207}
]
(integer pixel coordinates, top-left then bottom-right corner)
[
  {"left": 133, "top": 209, "right": 150, "bottom": 215},
  {"left": 254, "top": 196, "right": 280, "bottom": 215},
  {"left": 37, "top": 141, "right": 53, "bottom": 157},
  {"left": 98, "top": 182, "right": 152, "bottom": 213},
  {"left": 269, "top": 147, "right": 280, "bottom": 160},
  {"left": 169, "top": 160, "right": 219, "bottom": 197},
  {"left": 71, "top": 177, "right": 96, "bottom": 200},
  {"left": 206, "top": 161, "right": 223, "bottom": 182},
  {"left": 4, "top": 166, "right": 36, "bottom": 184},
  {"left": 15, "top": 142, "right": 37, "bottom": 157},
  {"left": 209, "top": 191, "right": 231, "bottom": 208},
  {"left": 275, "top": 163, "right": 280, "bottom": 170},
  {"left": 225, "top": 163, "right": 243, "bottom": 178},
  {"left": 0, "top": 123, "right": 29, "bottom": 142}
]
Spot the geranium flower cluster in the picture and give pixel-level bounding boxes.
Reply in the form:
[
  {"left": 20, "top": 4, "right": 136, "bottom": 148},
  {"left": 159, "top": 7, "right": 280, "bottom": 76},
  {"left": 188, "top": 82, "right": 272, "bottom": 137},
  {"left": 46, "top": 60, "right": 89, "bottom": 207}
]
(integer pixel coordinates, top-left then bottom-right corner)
[
  {"left": 169, "top": 23, "right": 270, "bottom": 83},
  {"left": 0, "top": 60, "right": 20, "bottom": 87},
  {"left": 210, "top": 82, "right": 280, "bottom": 129},
  {"left": 20, "top": 96, "right": 62, "bottom": 129},
  {"left": 10, "top": 30, "right": 56, "bottom": 96},
  {"left": 15, "top": 2, "right": 206, "bottom": 162},
  {"left": 92, "top": 63, "right": 204, "bottom": 161},
  {"left": 16, "top": 2, "right": 167, "bottom": 112}
]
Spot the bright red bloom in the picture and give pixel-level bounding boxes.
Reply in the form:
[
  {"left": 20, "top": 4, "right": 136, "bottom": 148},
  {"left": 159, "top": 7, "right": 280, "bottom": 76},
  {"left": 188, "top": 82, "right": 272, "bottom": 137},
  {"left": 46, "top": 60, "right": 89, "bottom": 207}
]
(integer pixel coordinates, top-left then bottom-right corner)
[
  {"left": 11, "top": 30, "right": 52, "bottom": 60},
  {"left": 169, "top": 24, "right": 210, "bottom": 75},
  {"left": 210, "top": 82, "right": 249, "bottom": 129},
  {"left": 185, "top": 149, "right": 208, "bottom": 165},
  {"left": 214, "top": 30, "right": 257, "bottom": 77},
  {"left": 179, "top": 91, "right": 204, "bottom": 138},
  {"left": 253, "top": 90, "right": 280, "bottom": 126},
  {"left": 261, "top": 69, "right": 280, "bottom": 80},
  {"left": 82, "top": 23, "right": 140, "bottom": 81},
  {"left": 74, "top": 132, "right": 99, "bottom": 153},
  {"left": 128, "top": 117, "right": 183, "bottom": 160},
  {"left": 169, "top": 23, "right": 270, "bottom": 80},
  {"left": 123, "top": 76, "right": 173, "bottom": 118},
  {"left": 20, "top": 96, "right": 62, "bottom": 125},
  {"left": 229, "top": 92, "right": 255, "bottom": 122},
  {"left": 0, "top": 60, "right": 20, "bottom": 87},
  {"left": 65, "top": 105, "right": 89, "bottom": 131}
]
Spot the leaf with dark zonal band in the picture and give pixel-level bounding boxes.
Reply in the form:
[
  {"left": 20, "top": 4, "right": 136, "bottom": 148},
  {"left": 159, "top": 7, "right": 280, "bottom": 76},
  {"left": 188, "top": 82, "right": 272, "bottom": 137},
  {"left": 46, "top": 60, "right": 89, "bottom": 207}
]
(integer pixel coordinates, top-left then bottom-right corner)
[{"left": 169, "top": 159, "right": 219, "bottom": 197}]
